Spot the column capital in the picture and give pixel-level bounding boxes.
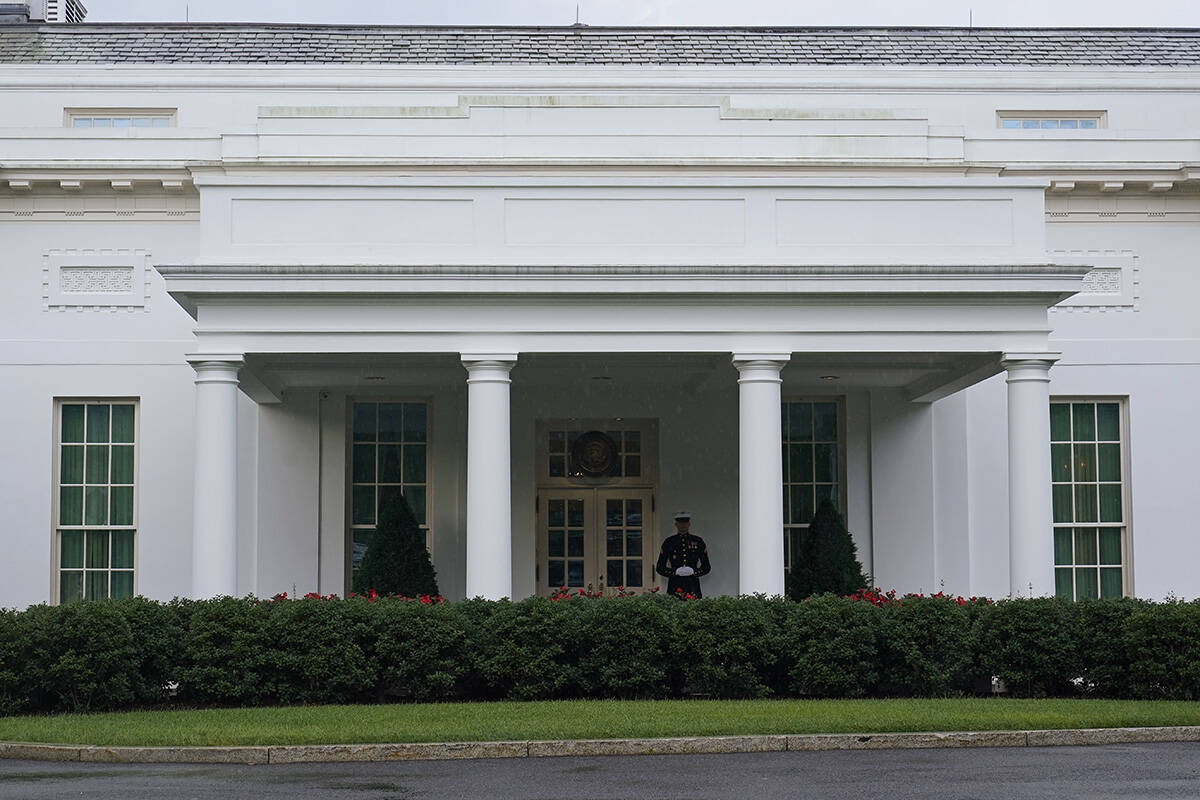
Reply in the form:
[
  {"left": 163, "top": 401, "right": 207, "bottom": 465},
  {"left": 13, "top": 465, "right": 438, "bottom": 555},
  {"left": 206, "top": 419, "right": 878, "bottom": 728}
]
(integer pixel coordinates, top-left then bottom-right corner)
[
  {"left": 461, "top": 353, "right": 517, "bottom": 383},
  {"left": 185, "top": 354, "right": 243, "bottom": 384},
  {"left": 1000, "top": 352, "right": 1060, "bottom": 383},
  {"left": 732, "top": 353, "right": 789, "bottom": 384}
]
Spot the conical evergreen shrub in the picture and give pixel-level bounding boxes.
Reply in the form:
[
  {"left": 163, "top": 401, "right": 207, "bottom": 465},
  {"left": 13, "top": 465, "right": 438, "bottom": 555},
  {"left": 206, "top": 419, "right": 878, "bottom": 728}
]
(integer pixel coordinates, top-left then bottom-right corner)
[
  {"left": 352, "top": 492, "right": 439, "bottom": 597},
  {"left": 787, "top": 499, "right": 869, "bottom": 600}
]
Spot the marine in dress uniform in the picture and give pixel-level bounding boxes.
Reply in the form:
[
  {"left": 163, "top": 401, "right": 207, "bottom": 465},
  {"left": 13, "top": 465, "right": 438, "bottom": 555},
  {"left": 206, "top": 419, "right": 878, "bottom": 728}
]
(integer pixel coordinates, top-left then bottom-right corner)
[{"left": 655, "top": 511, "right": 711, "bottom": 597}]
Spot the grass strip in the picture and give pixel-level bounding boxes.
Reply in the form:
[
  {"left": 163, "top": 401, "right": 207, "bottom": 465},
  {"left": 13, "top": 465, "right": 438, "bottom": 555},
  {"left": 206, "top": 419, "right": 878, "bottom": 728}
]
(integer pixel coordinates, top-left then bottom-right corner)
[{"left": 3, "top": 699, "right": 1200, "bottom": 747}]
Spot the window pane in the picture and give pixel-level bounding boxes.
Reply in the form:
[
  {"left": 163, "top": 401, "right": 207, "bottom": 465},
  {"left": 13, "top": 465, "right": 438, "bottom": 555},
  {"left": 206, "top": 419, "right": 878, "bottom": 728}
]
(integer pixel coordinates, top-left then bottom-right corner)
[
  {"left": 814, "top": 443, "right": 837, "bottom": 483},
  {"left": 1053, "top": 529, "right": 1073, "bottom": 565},
  {"left": 86, "top": 571, "right": 109, "bottom": 600},
  {"left": 568, "top": 529, "right": 584, "bottom": 558},
  {"left": 624, "top": 454, "right": 640, "bottom": 476},
  {"left": 1096, "top": 403, "right": 1120, "bottom": 441},
  {"left": 353, "top": 444, "right": 376, "bottom": 483},
  {"left": 607, "top": 529, "right": 622, "bottom": 557},
  {"left": 1080, "top": 120, "right": 1098, "bottom": 129},
  {"left": 132, "top": 117, "right": 151, "bottom": 127},
  {"left": 113, "top": 118, "right": 132, "bottom": 128},
  {"left": 1022, "top": 119, "right": 1039, "bottom": 129},
  {"left": 60, "top": 486, "right": 83, "bottom": 525},
  {"left": 813, "top": 403, "right": 838, "bottom": 441},
  {"left": 111, "top": 404, "right": 134, "bottom": 442},
  {"left": 151, "top": 117, "right": 170, "bottom": 127},
  {"left": 352, "top": 403, "right": 376, "bottom": 442},
  {"left": 1001, "top": 119, "right": 1020, "bottom": 129},
  {"left": 607, "top": 560, "right": 623, "bottom": 587},
  {"left": 352, "top": 485, "right": 375, "bottom": 525},
  {"left": 567, "top": 560, "right": 584, "bottom": 587},
  {"left": 403, "top": 402, "right": 427, "bottom": 443},
  {"left": 548, "top": 529, "right": 564, "bottom": 558},
  {"left": 548, "top": 455, "right": 565, "bottom": 477},
  {"left": 60, "top": 571, "right": 84, "bottom": 602},
  {"left": 403, "top": 443, "right": 426, "bottom": 483},
  {"left": 626, "top": 500, "right": 641, "bottom": 526},
  {"left": 86, "top": 404, "right": 110, "bottom": 443},
  {"left": 111, "top": 571, "right": 134, "bottom": 599},
  {"left": 61, "top": 530, "right": 84, "bottom": 569},
  {"left": 1074, "top": 485, "right": 1098, "bottom": 523},
  {"left": 549, "top": 430, "right": 565, "bottom": 453},
  {"left": 1074, "top": 528, "right": 1098, "bottom": 565},
  {"left": 1049, "top": 404, "right": 1070, "bottom": 441},
  {"left": 1099, "top": 568, "right": 1123, "bottom": 598},
  {"left": 86, "top": 532, "right": 110, "bottom": 569},
  {"left": 1050, "top": 444, "right": 1071, "bottom": 482},
  {"left": 1052, "top": 485, "right": 1074, "bottom": 523},
  {"left": 85, "top": 487, "right": 108, "bottom": 525},
  {"left": 86, "top": 445, "right": 109, "bottom": 483},
  {"left": 788, "top": 403, "right": 813, "bottom": 441},
  {"left": 790, "top": 484, "right": 814, "bottom": 525},
  {"left": 72, "top": 118, "right": 92, "bottom": 128},
  {"left": 62, "top": 404, "right": 85, "bottom": 443},
  {"left": 1073, "top": 444, "right": 1096, "bottom": 482},
  {"left": 379, "top": 444, "right": 404, "bottom": 483},
  {"left": 111, "top": 445, "right": 134, "bottom": 484},
  {"left": 627, "top": 560, "right": 643, "bottom": 587},
  {"left": 548, "top": 560, "right": 564, "bottom": 587},
  {"left": 626, "top": 529, "right": 642, "bottom": 557},
  {"left": 61, "top": 445, "right": 84, "bottom": 484},
  {"left": 1099, "top": 484, "right": 1123, "bottom": 523},
  {"left": 111, "top": 530, "right": 134, "bottom": 569},
  {"left": 1099, "top": 528, "right": 1122, "bottom": 565},
  {"left": 403, "top": 486, "right": 426, "bottom": 525},
  {"left": 92, "top": 118, "right": 112, "bottom": 128},
  {"left": 1059, "top": 119, "right": 1078, "bottom": 129},
  {"left": 110, "top": 486, "right": 134, "bottom": 526},
  {"left": 378, "top": 403, "right": 403, "bottom": 442},
  {"left": 1055, "top": 568, "right": 1073, "bottom": 599},
  {"left": 624, "top": 430, "right": 640, "bottom": 453},
  {"left": 1072, "top": 403, "right": 1095, "bottom": 441},
  {"left": 1040, "top": 119, "right": 1059, "bottom": 129},
  {"left": 567, "top": 500, "right": 584, "bottom": 528},
  {"left": 547, "top": 499, "right": 564, "bottom": 528},
  {"left": 1075, "top": 569, "right": 1099, "bottom": 600},
  {"left": 791, "top": 443, "right": 813, "bottom": 483},
  {"left": 1097, "top": 443, "right": 1121, "bottom": 482}
]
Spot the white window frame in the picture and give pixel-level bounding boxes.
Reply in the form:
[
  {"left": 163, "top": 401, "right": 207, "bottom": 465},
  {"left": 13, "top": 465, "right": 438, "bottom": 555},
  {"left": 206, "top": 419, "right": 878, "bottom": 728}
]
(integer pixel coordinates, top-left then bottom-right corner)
[
  {"left": 996, "top": 111, "right": 1107, "bottom": 130},
  {"left": 781, "top": 396, "right": 847, "bottom": 576},
  {"left": 1050, "top": 396, "right": 1133, "bottom": 600},
  {"left": 65, "top": 108, "right": 177, "bottom": 129},
  {"left": 52, "top": 398, "right": 139, "bottom": 604},
  {"left": 345, "top": 397, "right": 433, "bottom": 590}
]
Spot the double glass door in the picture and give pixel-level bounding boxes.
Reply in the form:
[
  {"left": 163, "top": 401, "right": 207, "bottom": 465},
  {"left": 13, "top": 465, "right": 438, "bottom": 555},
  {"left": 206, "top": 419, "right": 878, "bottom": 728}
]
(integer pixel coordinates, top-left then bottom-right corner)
[{"left": 537, "top": 488, "right": 654, "bottom": 596}]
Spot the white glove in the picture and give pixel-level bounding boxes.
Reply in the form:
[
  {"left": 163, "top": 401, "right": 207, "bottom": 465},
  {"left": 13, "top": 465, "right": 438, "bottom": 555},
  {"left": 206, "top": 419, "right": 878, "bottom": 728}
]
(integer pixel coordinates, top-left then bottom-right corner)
[{"left": 675, "top": 566, "right": 695, "bottom": 577}]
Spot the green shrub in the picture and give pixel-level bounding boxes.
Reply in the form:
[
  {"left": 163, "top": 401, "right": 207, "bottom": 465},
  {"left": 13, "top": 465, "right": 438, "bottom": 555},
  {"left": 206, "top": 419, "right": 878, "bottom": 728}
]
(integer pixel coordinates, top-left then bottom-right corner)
[
  {"left": 575, "top": 594, "right": 674, "bottom": 699},
  {"left": 373, "top": 597, "right": 470, "bottom": 701},
  {"left": 1075, "top": 597, "right": 1145, "bottom": 697},
  {"left": 976, "top": 598, "right": 1081, "bottom": 697},
  {"left": 787, "top": 500, "right": 869, "bottom": 600},
  {"left": 116, "top": 596, "right": 186, "bottom": 707},
  {"left": 0, "top": 608, "right": 26, "bottom": 715},
  {"left": 20, "top": 601, "right": 141, "bottom": 712},
  {"left": 672, "top": 595, "right": 785, "bottom": 698},
  {"left": 476, "top": 597, "right": 583, "bottom": 700},
  {"left": 352, "top": 492, "right": 439, "bottom": 598},
  {"left": 877, "top": 595, "right": 975, "bottom": 696},
  {"left": 177, "top": 597, "right": 272, "bottom": 706},
  {"left": 785, "top": 594, "right": 880, "bottom": 697},
  {"left": 1125, "top": 598, "right": 1200, "bottom": 700},
  {"left": 260, "top": 596, "right": 378, "bottom": 705}
]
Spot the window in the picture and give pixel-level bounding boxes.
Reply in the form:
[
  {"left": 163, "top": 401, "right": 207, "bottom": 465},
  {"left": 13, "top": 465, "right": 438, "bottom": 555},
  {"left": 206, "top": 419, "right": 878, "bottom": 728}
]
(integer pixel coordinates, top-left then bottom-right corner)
[
  {"left": 547, "top": 429, "right": 641, "bottom": 478},
  {"left": 67, "top": 111, "right": 175, "bottom": 129},
  {"left": 782, "top": 400, "right": 842, "bottom": 573},
  {"left": 349, "top": 401, "right": 429, "bottom": 580},
  {"left": 1051, "top": 400, "right": 1129, "bottom": 600},
  {"left": 997, "top": 112, "right": 1104, "bottom": 130},
  {"left": 54, "top": 400, "right": 137, "bottom": 602}
]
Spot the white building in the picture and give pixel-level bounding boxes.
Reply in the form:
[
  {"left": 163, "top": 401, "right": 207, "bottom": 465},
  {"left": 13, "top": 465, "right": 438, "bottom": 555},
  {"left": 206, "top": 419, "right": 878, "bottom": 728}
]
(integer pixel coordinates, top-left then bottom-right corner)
[{"left": 1, "top": 24, "right": 1197, "bottom": 607}]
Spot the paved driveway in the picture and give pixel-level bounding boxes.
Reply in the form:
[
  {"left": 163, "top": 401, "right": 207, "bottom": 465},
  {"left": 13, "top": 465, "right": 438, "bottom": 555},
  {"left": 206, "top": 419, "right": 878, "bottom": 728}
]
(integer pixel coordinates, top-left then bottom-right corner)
[{"left": 2, "top": 742, "right": 1199, "bottom": 799}]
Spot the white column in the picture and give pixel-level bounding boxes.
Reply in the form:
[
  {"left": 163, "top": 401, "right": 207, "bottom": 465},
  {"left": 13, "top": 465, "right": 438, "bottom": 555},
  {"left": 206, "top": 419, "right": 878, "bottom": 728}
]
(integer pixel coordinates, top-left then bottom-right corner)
[
  {"left": 733, "top": 353, "right": 790, "bottom": 596},
  {"left": 462, "top": 354, "right": 517, "bottom": 600},
  {"left": 1002, "top": 353, "right": 1059, "bottom": 598},
  {"left": 187, "top": 354, "right": 243, "bottom": 599}
]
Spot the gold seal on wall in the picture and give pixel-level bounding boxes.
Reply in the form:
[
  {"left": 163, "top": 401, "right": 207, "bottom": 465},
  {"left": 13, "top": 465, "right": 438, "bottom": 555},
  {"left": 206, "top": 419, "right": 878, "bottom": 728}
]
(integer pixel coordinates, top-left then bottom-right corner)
[{"left": 570, "top": 430, "right": 618, "bottom": 477}]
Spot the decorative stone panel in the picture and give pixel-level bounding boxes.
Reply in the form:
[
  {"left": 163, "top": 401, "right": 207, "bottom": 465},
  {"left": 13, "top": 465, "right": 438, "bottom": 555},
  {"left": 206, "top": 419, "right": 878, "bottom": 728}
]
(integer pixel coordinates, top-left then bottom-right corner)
[
  {"left": 1050, "top": 249, "right": 1139, "bottom": 313},
  {"left": 43, "top": 249, "right": 152, "bottom": 311}
]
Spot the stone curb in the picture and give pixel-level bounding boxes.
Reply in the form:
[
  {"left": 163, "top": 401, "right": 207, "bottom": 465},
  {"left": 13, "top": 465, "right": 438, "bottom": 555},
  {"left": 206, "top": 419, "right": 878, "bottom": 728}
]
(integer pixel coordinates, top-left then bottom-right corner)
[{"left": 3, "top": 727, "right": 1199, "bottom": 765}]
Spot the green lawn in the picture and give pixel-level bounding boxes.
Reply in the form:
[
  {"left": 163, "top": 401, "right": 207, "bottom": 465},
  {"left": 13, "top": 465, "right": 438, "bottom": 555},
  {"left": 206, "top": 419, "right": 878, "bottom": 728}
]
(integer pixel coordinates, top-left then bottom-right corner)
[{"left": 2, "top": 699, "right": 1200, "bottom": 747}]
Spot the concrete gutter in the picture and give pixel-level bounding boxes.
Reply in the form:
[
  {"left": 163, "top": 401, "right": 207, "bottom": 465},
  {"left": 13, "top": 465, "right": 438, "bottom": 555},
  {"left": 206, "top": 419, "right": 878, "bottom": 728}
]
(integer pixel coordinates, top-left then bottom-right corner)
[{"left": 3, "top": 727, "right": 1200, "bottom": 765}]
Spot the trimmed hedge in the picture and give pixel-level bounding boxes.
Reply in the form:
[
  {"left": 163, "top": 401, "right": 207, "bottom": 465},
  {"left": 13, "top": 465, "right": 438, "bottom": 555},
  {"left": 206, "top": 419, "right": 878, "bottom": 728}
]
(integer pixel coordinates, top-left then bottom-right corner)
[{"left": 2, "top": 592, "right": 1200, "bottom": 714}]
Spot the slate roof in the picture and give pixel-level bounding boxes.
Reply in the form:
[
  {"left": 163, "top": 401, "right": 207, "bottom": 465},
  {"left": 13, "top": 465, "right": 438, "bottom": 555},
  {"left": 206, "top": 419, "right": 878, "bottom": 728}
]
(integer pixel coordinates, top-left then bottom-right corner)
[{"left": 0, "top": 24, "right": 1199, "bottom": 66}]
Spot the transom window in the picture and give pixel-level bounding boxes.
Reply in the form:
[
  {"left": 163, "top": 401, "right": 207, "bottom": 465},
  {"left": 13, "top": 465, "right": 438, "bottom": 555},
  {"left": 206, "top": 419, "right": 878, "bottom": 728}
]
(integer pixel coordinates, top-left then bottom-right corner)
[
  {"left": 55, "top": 400, "right": 137, "bottom": 602},
  {"left": 68, "top": 112, "right": 174, "bottom": 128},
  {"left": 1051, "top": 400, "right": 1128, "bottom": 600},
  {"left": 782, "top": 400, "right": 842, "bottom": 573},
  {"left": 998, "top": 112, "right": 1103, "bottom": 130},
  {"left": 547, "top": 429, "right": 642, "bottom": 479},
  {"left": 349, "top": 401, "right": 429, "bottom": 579}
]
